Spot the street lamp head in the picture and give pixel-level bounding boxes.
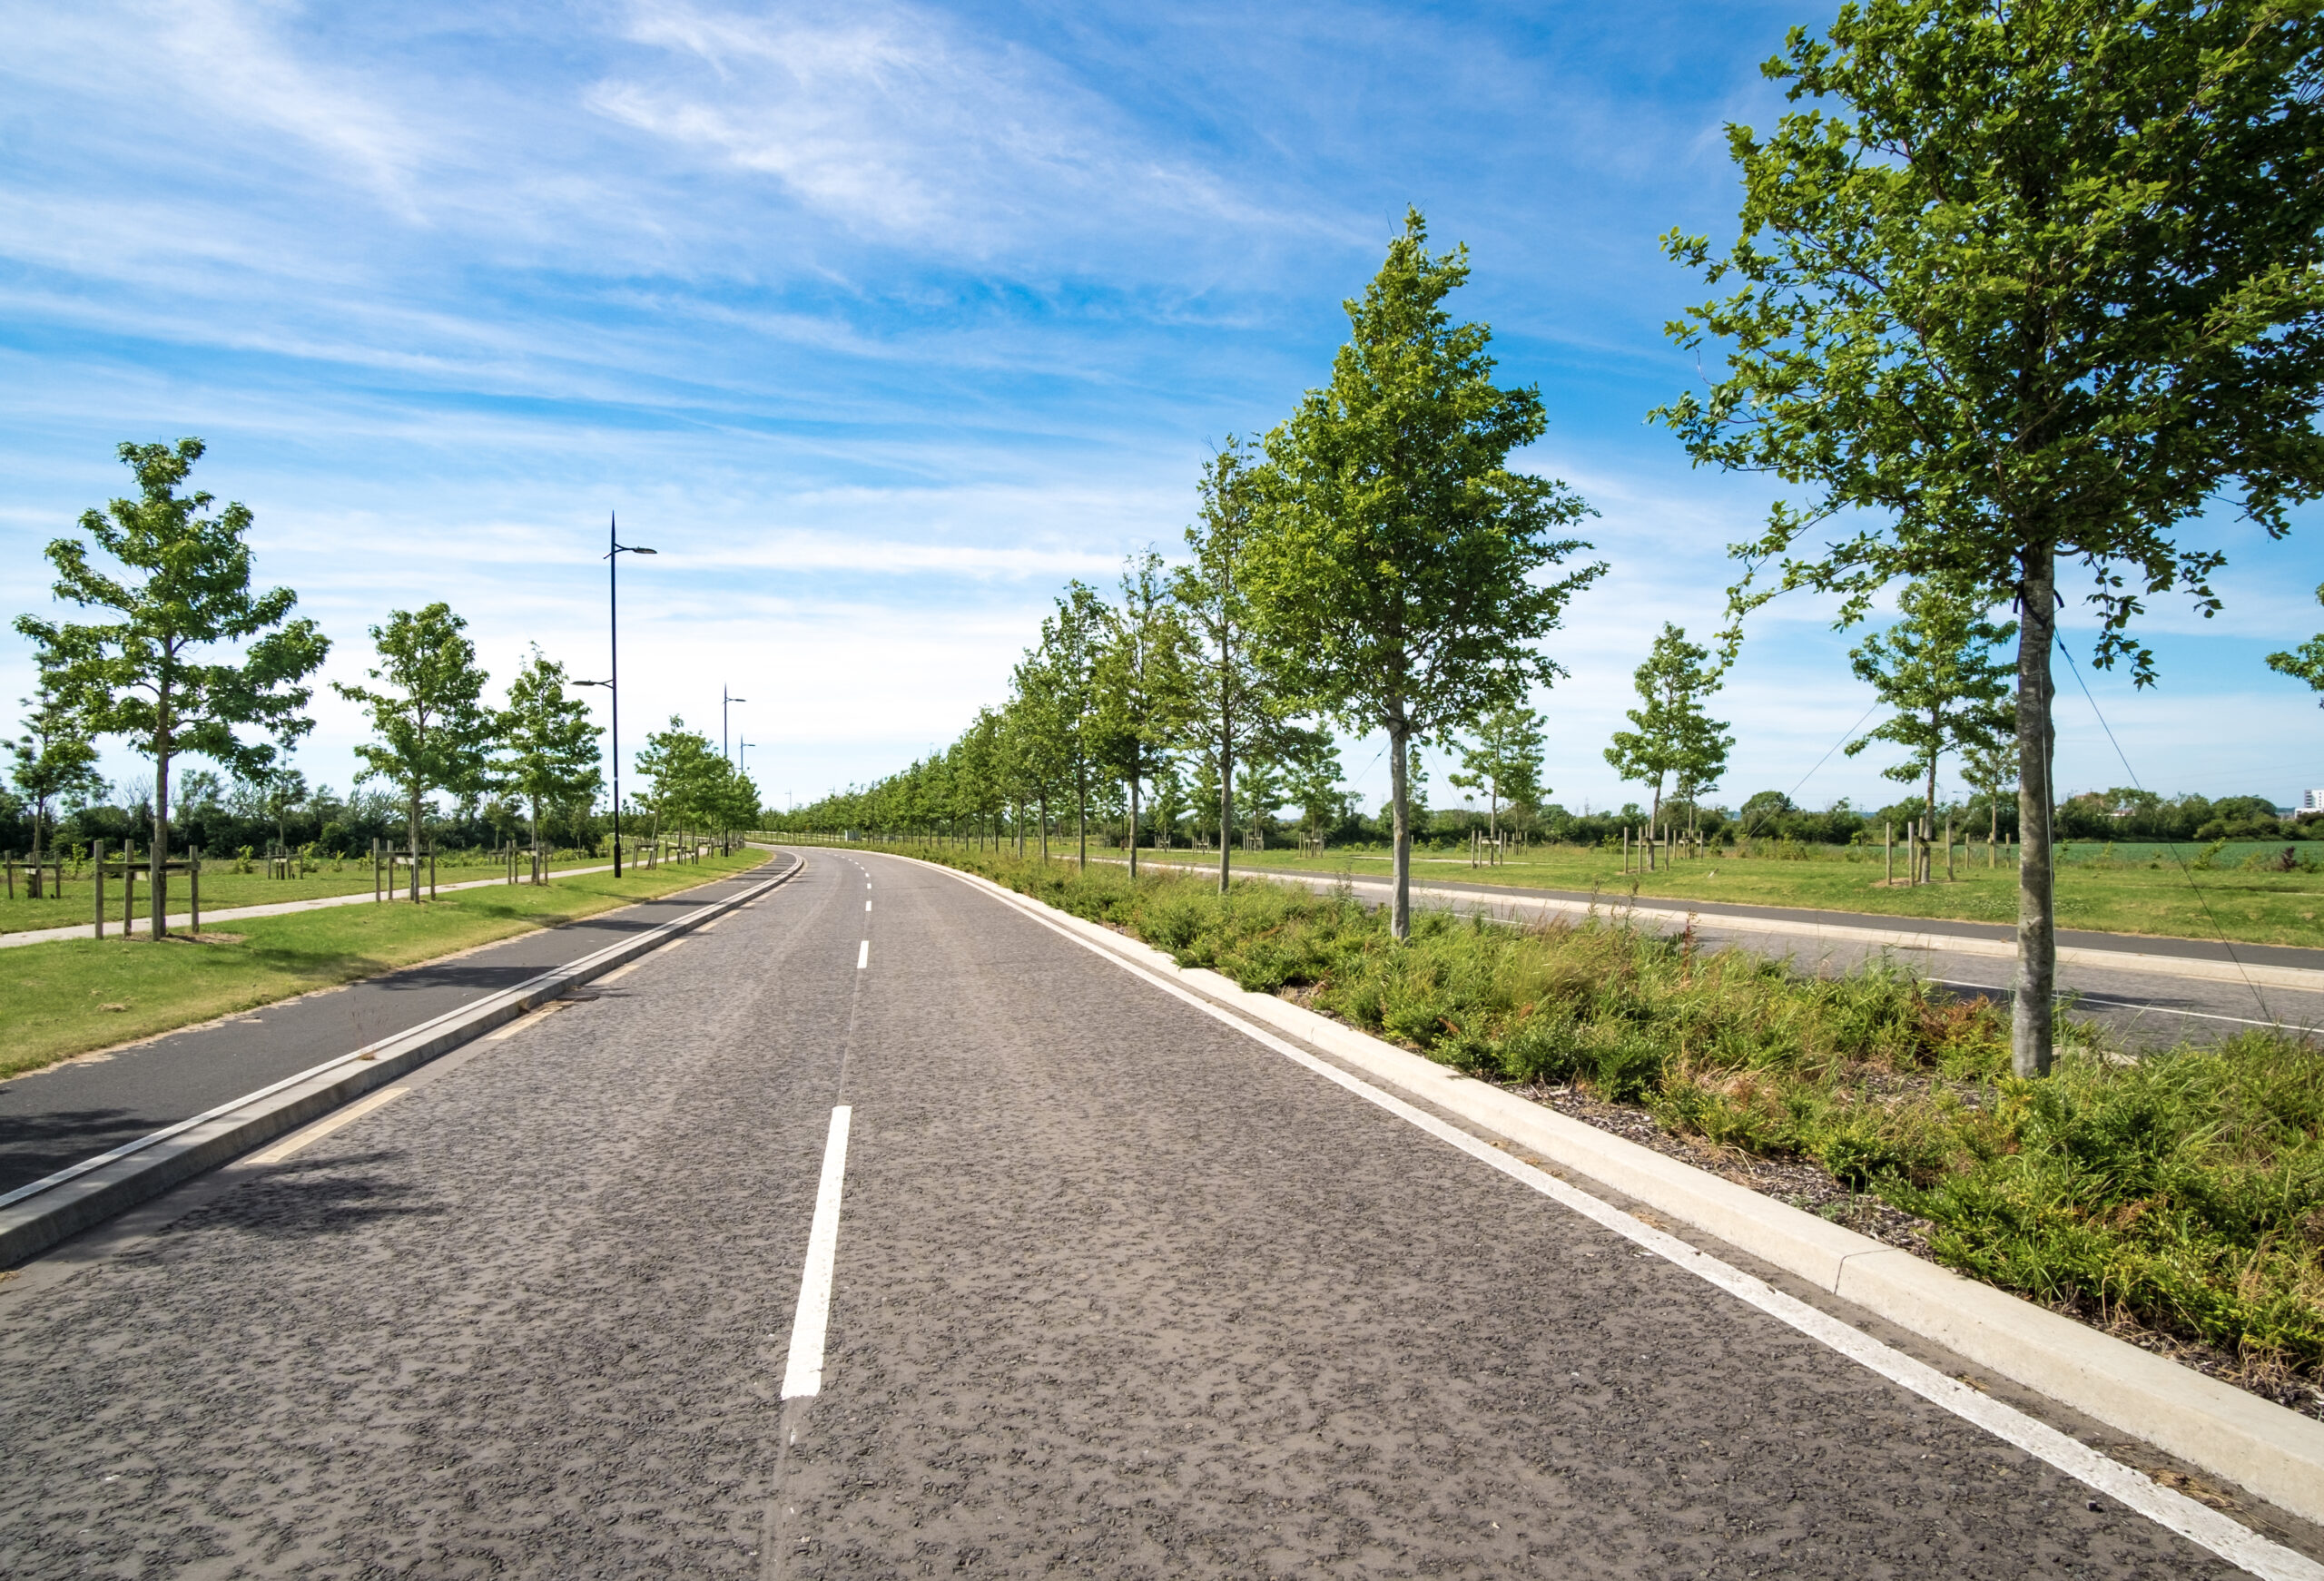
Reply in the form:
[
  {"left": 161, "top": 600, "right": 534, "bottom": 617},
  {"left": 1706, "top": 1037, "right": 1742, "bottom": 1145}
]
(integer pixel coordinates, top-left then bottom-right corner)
[
  {"left": 574, "top": 679, "right": 614, "bottom": 689},
  {"left": 630, "top": 545, "right": 657, "bottom": 555}
]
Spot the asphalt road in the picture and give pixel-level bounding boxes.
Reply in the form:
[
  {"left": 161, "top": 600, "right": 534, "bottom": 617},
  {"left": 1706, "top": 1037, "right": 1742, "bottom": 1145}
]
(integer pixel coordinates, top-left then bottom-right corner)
[
  {"left": 0, "top": 859, "right": 789, "bottom": 1199},
  {"left": 0, "top": 848, "right": 2291, "bottom": 1577},
  {"left": 1159, "top": 860, "right": 2324, "bottom": 1052}
]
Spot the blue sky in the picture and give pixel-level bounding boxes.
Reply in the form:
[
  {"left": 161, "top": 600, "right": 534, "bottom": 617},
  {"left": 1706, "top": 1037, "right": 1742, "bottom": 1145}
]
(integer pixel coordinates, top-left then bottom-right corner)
[{"left": 5, "top": 0, "right": 2321, "bottom": 820}]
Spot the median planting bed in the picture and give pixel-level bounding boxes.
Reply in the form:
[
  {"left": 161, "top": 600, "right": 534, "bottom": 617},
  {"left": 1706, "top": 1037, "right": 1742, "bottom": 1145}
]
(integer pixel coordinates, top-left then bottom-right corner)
[{"left": 917, "top": 846, "right": 2324, "bottom": 1419}]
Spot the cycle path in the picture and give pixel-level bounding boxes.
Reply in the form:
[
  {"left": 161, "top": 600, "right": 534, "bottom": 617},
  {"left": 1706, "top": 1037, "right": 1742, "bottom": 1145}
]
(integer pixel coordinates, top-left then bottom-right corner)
[{"left": 0, "top": 857, "right": 788, "bottom": 1198}]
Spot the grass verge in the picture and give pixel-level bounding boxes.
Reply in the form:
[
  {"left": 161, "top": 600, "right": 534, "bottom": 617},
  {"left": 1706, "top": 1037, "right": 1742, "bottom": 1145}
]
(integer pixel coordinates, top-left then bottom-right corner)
[
  {"left": 911, "top": 845, "right": 2324, "bottom": 1410},
  {"left": 1128, "top": 840, "right": 2324, "bottom": 948},
  {"left": 1, "top": 849, "right": 771, "bottom": 1079}
]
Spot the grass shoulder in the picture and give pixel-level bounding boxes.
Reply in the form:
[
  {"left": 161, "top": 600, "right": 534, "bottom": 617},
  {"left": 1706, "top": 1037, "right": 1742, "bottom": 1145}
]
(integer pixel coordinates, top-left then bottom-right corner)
[
  {"left": 902, "top": 842, "right": 2324, "bottom": 1419},
  {"left": 2, "top": 850, "right": 769, "bottom": 1080}
]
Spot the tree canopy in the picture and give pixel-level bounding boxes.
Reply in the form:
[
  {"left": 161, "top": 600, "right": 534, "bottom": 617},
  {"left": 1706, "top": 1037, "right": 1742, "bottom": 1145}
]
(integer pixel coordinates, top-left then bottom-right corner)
[
  {"left": 334, "top": 603, "right": 496, "bottom": 899},
  {"left": 17, "top": 438, "right": 329, "bottom": 934},
  {"left": 1654, "top": 0, "right": 2324, "bottom": 1074},
  {"left": 1252, "top": 208, "right": 1604, "bottom": 938}
]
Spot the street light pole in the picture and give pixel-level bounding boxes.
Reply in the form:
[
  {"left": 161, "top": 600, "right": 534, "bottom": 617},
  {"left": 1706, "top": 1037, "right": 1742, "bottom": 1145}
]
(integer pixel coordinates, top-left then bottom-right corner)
[
  {"left": 576, "top": 512, "right": 655, "bottom": 878},
  {"left": 738, "top": 737, "right": 754, "bottom": 775},
  {"left": 723, "top": 684, "right": 747, "bottom": 761}
]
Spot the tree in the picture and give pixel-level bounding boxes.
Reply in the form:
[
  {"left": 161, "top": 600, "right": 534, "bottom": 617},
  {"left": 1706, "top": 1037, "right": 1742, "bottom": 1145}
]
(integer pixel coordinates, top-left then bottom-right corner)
[
  {"left": 1450, "top": 702, "right": 1545, "bottom": 844},
  {"left": 1096, "top": 551, "right": 1192, "bottom": 879},
  {"left": 1846, "top": 579, "right": 2016, "bottom": 832},
  {"left": 7, "top": 681, "right": 103, "bottom": 893},
  {"left": 1172, "top": 440, "right": 1285, "bottom": 892},
  {"left": 254, "top": 766, "right": 308, "bottom": 852},
  {"left": 1280, "top": 726, "right": 1346, "bottom": 848},
  {"left": 1251, "top": 210, "right": 1606, "bottom": 938},
  {"left": 2265, "top": 584, "right": 2324, "bottom": 703},
  {"left": 635, "top": 718, "right": 722, "bottom": 833},
  {"left": 17, "top": 440, "right": 329, "bottom": 935},
  {"left": 1605, "top": 625, "right": 1728, "bottom": 858},
  {"left": 334, "top": 604, "right": 496, "bottom": 900},
  {"left": 1025, "top": 584, "right": 1108, "bottom": 869},
  {"left": 503, "top": 645, "right": 605, "bottom": 870},
  {"left": 1654, "top": 2, "right": 2324, "bottom": 1075}
]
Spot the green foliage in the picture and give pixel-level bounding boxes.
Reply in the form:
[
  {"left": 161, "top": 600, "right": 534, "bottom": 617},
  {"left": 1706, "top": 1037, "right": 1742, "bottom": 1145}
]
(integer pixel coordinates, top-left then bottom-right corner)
[
  {"left": 333, "top": 603, "right": 497, "bottom": 859},
  {"left": 7, "top": 680, "right": 103, "bottom": 862},
  {"left": 2266, "top": 583, "right": 2324, "bottom": 705},
  {"left": 1604, "top": 624, "right": 1729, "bottom": 830},
  {"left": 1251, "top": 209, "right": 1604, "bottom": 933},
  {"left": 1095, "top": 550, "right": 1193, "bottom": 874},
  {"left": 635, "top": 716, "right": 758, "bottom": 831},
  {"left": 923, "top": 845, "right": 2324, "bottom": 1377},
  {"left": 501, "top": 645, "right": 605, "bottom": 842},
  {"left": 1846, "top": 578, "right": 2015, "bottom": 811},
  {"left": 1449, "top": 702, "right": 1545, "bottom": 837},
  {"left": 16, "top": 439, "right": 330, "bottom": 901}
]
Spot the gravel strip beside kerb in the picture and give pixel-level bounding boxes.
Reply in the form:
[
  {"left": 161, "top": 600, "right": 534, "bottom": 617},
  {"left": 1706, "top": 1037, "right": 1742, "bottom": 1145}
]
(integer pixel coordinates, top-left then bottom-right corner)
[
  {"left": 911, "top": 853, "right": 2324, "bottom": 1532},
  {"left": 0, "top": 861, "right": 799, "bottom": 1267}
]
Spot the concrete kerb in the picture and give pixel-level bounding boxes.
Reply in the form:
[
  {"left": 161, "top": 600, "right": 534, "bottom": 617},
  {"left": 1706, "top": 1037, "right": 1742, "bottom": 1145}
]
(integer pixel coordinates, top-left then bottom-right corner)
[
  {"left": 909, "top": 853, "right": 2324, "bottom": 1530},
  {"left": 0, "top": 858, "right": 801, "bottom": 1269}
]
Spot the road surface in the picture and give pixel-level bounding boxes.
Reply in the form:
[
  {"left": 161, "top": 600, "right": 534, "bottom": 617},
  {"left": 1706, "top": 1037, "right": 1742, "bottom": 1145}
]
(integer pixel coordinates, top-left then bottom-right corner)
[{"left": 0, "top": 848, "right": 2298, "bottom": 1577}]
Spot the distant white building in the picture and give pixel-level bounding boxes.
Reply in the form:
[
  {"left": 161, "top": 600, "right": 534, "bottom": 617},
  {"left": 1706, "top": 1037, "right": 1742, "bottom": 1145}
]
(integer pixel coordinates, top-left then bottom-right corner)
[{"left": 2304, "top": 790, "right": 2324, "bottom": 812}]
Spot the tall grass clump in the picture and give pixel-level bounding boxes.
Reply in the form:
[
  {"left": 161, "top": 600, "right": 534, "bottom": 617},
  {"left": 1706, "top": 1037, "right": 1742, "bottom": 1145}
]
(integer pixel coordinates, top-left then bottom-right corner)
[{"left": 921, "top": 847, "right": 2324, "bottom": 1380}]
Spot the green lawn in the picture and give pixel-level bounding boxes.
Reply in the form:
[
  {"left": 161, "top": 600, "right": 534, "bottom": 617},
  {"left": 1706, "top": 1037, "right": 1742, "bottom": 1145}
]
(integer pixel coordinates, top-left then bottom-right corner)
[
  {"left": 0, "top": 849, "right": 706, "bottom": 937},
  {"left": 1144, "top": 840, "right": 2324, "bottom": 948},
  {"left": 1, "top": 849, "right": 771, "bottom": 1079}
]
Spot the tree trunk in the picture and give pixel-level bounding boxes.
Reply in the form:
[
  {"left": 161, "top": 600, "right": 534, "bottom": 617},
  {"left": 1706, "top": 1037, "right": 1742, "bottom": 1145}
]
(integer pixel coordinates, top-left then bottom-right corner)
[
  {"left": 409, "top": 790, "right": 423, "bottom": 903},
  {"left": 1076, "top": 764, "right": 1088, "bottom": 870},
  {"left": 1128, "top": 777, "right": 1140, "bottom": 879},
  {"left": 1648, "top": 781, "right": 1662, "bottom": 873},
  {"left": 1039, "top": 794, "right": 1049, "bottom": 862},
  {"left": 2012, "top": 548, "right": 2058, "bottom": 1077},
  {"left": 1218, "top": 746, "right": 1234, "bottom": 896},
  {"left": 151, "top": 745, "right": 171, "bottom": 939},
  {"left": 1388, "top": 722, "right": 1412, "bottom": 940}
]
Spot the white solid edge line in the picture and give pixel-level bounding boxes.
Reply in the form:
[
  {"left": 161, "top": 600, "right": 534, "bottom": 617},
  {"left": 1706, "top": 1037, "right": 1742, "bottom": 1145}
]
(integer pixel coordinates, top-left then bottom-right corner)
[
  {"left": 865, "top": 899, "right": 872, "bottom": 911},
  {"left": 857, "top": 939, "right": 869, "bottom": 969},
  {"left": 938, "top": 864, "right": 2324, "bottom": 1581},
  {"left": 780, "top": 1105, "right": 854, "bottom": 1399},
  {"left": 245, "top": 1087, "right": 409, "bottom": 1165}
]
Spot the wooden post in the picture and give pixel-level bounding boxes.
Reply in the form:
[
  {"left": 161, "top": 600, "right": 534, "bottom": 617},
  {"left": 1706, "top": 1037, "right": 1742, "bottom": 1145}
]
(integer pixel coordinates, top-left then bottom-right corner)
[
  {"left": 428, "top": 843, "right": 437, "bottom": 899},
  {"left": 1885, "top": 821, "right": 1893, "bottom": 886},
  {"left": 125, "top": 850, "right": 136, "bottom": 934},
  {"left": 373, "top": 837, "right": 382, "bottom": 902},
  {"left": 1945, "top": 816, "right": 1955, "bottom": 882},
  {"left": 190, "top": 848, "right": 201, "bottom": 935},
  {"left": 93, "top": 840, "right": 104, "bottom": 938}
]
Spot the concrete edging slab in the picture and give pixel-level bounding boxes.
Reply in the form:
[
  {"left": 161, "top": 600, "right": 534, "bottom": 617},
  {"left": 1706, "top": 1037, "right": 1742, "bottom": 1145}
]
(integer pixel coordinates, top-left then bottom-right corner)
[
  {"left": 920, "top": 855, "right": 2324, "bottom": 1528},
  {"left": 0, "top": 859, "right": 798, "bottom": 1268}
]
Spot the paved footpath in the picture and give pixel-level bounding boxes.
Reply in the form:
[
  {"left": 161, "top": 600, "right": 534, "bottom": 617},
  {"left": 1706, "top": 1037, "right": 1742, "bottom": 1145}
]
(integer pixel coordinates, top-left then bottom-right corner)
[
  {"left": 0, "top": 859, "right": 788, "bottom": 1198},
  {"left": 0, "top": 848, "right": 2306, "bottom": 1577},
  {"left": 0, "top": 863, "right": 650, "bottom": 949}
]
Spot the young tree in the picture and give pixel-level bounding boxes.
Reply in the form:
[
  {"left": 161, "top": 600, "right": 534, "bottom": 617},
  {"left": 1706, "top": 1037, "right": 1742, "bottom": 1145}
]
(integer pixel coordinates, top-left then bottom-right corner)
[
  {"left": 7, "top": 681, "right": 103, "bottom": 893},
  {"left": 1449, "top": 702, "right": 1545, "bottom": 845},
  {"left": 1025, "top": 584, "right": 1108, "bottom": 869},
  {"left": 256, "top": 766, "right": 308, "bottom": 853},
  {"left": 503, "top": 645, "right": 605, "bottom": 871},
  {"left": 1960, "top": 720, "right": 2017, "bottom": 855},
  {"left": 1279, "top": 726, "right": 1345, "bottom": 849},
  {"left": 334, "top": 604, "right": 496, "bottom": 900},
  {"left": 1656, "top": 2, "right": 2324, "bottom": 1075},
  {"left": 1172, "top": 440, "right": 1284, "bottom": 892},
  {"left": 1846, "top": 579, "right": 2017, "bottom": 830},
  {"left": 1605, "top": 625, "right": 1727, "bottom": 859},
  {"left": 1251, "top": 211, "right": 1605, "bottom": 938},
  {"left": 635, "top": 718, "right": 722, "bottom": 835},
  {"left": 1097, "top": 550, "right": 1192, "bottom": 879},
  {"left": 17, "top": 439, "right": 329, "bottom": 936}
]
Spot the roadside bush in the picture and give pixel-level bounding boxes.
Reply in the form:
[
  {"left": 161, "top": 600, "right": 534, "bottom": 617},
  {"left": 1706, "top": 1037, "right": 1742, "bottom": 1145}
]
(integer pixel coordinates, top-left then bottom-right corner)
[{"left": 912, "top": 845, "right": 2324, "bottom": 1380}]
